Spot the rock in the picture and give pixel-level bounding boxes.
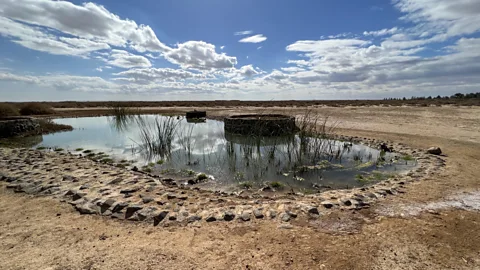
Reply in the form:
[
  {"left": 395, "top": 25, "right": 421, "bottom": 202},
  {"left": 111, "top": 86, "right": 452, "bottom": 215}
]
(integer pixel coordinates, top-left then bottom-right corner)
[
  {"left": 307, "top": 207, "right": 319, "bottom": 215},
  {"left": 321, "top": 202, "right": 334, "bottom": 209},
  {"left": 111, "top": 202, "right": 128, "bottom": 213},
  {"left": 75, "top": 203, "right": 97, "bottom": 215},
  {"left": 132, "top": 166, "right": 138, "bottom": 172},
  {"left": 239, "top": 213, "right": 251, "bottom": 221},
  {"left": 168, "top": 215, "right": 177, "bottom": 221},
  {"left": 137, "top": 207, "right": 158, "bottom": 221},
  {"left": 278, "top": 224, "right": 294, "bottom": 230},
  {"left": 62, "top": 175, "right": 78, "bottom": 182},
  {"left": 187, "top": 215, "right": 202, "bottom": 223},
  {"left": 206, "top": 216, "right": 216, "bottom": 222},
  {"left": 153, "top": 211, "right": 169, "bottom": 226},
  {"left": 342, "top": 200, "right": 353, "bottom": 207},
  {"left": 253, "top": 209, "right": 264, "bottom": 219},
  {"left": 166, "top": 194, "right": 177, "bottom": 200},
  {"left": 142, "top": 197, "right": 154, "bottom": 204},
  {"left": 260, "top": 186, "right": 273, "bottom": 192},
  {"left": 125, "top": 205, "right": 143, "bottom": 219},
  {"left": 79, "top": 184, "right": 90, "bottom": 190},
  {"left": 286, "top": 211, "right": 297, "bottom": 219},
  {"left": 427, "top": 147, "right": 442, "bottom": 155},
  {"left": 280, "top": 212, "right": 291, "bottom": 222},
  {"left": 100, "top": 198, "right": 116, "bottom": 213},
  {"left": 269, "top": 210, "right": 277, "bottom": 219},
  {"left": 120, "top": 187, "right": 141, "bottom": 194},
  {"left": 108, "top": 178, "right": 123, "bottom": 185},
  {"left": 72, "top": 191, "right": 87, "bottom": 201},
  {"left": 223, "top": 211, "right": 235, "bottom": 221}
]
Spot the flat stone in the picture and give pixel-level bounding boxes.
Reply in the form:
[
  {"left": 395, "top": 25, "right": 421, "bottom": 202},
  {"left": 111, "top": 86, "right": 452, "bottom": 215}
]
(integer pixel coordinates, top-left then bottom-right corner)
[
  {"left": 75, "top": 203, "right": 97, "bottom": 215},
  {"left": 108, "top": 178, "right": 123, "bottom": 185},
  {"left": 253, "top": 209, "right": 264, "bottom": 219},
  {"left": 307, "top": 207, "right": 319, "bottom": 215},
  {"left": 120, "top": 187, "right": 141, "bottom": 194},
  {"left": 239, "top": 213, "right": 251, "bottom": 221},
  {"left": 166, "top": 194, "right": 177, "bottom": 200},
  {"left": 125, "top": 205, "right": 143, "bottom": 219},
  {"left": 111, "top": 202, "right": 128, "bottom": 213},
  {"left": 269, "top": 210, "right": 277, "bottom": 219},
  {"left": 280, "top": 212, "right": 291, "bottom": 222},
  {"left": 427, "top": 147, "right": 442, "bottom": 155},
  {"left": 321, "top": 202, "right": 334, "bottom": 209},
  {"left": 142, "top": 197, "right": 154, "bottom": 204},
  {"left": 187, "top": 215, "right": 202, "bottom": 223},
  {"left": 223, "top": 211, "right": 235, "bottom": 221},
  {"left": 205, "top": 216, "right": 216, "bottom": 222},
  {"left": 153, "top": 211, "right": 169, "bottom": 226}
]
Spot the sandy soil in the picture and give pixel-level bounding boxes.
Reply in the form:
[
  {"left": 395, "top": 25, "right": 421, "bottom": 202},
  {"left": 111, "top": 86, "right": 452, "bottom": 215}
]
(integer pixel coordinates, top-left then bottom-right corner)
[{"left": 1, "top": 106, "right": 480, "bottom": 270}]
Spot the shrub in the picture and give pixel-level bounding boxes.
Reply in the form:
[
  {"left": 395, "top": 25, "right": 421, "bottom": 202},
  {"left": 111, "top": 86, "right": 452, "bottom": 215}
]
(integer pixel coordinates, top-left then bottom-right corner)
[
  {"left": 19, "top": 103, "right": 55, "bottom": 116},
  {"left": 0, "top": 103, "right": 19, "bottom": 117},
  {"left": 196, "top": 173, "right": 208, "bottom": 181}
]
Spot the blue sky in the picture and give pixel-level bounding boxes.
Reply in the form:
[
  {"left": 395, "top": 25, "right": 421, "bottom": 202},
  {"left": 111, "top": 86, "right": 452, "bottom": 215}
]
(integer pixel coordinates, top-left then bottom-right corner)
[{"left": 0, "top": 0, "right": 480, "bottom": 101}]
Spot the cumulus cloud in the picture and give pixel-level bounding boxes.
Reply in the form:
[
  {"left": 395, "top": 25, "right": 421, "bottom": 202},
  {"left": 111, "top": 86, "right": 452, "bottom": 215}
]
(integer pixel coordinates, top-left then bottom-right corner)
[
  {"left": 0, "top": 17, "right": 110, "bottom": 57},
  {"left": 239, "top": 34, "right": 267, "bottom": 43},
  {"left": 113, "top": 67, "right": 208, "bottom": 83},
  {"left": 0, "top": 0, "right": 170, "bottom": 52},
  {"left": 106, "top": 50, "right": 152, "bottom": 69},
  {"left": 164, "top": 41, "right": 237, "bottom": 70}
]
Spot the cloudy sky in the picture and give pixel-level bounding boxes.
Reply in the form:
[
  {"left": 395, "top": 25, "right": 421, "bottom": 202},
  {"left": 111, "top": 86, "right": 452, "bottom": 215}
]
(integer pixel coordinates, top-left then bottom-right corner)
[{"left": 0, "top": 0, "right": 480, "bottom": 101}]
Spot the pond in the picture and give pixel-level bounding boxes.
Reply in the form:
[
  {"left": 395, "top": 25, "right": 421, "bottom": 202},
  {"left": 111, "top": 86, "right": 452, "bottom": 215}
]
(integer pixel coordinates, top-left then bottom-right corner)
[{"left": 34, "top": 115, "right": 416, "bottom": 192}]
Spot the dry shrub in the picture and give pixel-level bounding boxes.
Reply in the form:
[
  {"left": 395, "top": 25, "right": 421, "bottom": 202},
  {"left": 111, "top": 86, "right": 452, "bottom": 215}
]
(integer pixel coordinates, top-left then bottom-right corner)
[
  {"left": 19, "top": 103, "right": 55, "bottom": 115},
  {"left": 0, "top": 103, "right": 20, "bottom": 118}
]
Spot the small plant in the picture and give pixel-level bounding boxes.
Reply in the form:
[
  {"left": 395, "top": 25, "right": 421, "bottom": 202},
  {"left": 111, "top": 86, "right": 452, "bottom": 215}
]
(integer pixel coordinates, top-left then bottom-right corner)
[
  {"left": 101, "top": 158, "right": 114, "bottom": 163},
  {"left": 87, "top": 153, "right": 96, "bottom": 157},
  {"left": 196, "top": 173, "right": 208, "bottom": 181},
  {"left": 54, "top": 148, "right": 64, "bottom": 152},
  {"left": 156, "top": 159, "right": 165, "bottom": 165},
  {"left": 234, "top": 171, "right": 245, "bottom": 181},
  {"left": 0, "top": 103, "right": 19, "bottom": 117},
  {"left": 270, "top": 181, "right": 283, "bottom": 188},
  {"left": 238, "top": 181, "right": 253, "bottom": 189},
  {"left": 402, "top": 155, "right": 414, "bottom": 161},
  {"left": 116, "top": 163, "right": 126, "bottom": 169},
  {"left": 148, "top": 162, "right": 155, "bottom": 167},
  {"left": 186, "top": 169, "right": 196, "bottom": 176},
  {"left": 96, "top": 152, "right": 105, "bottom": 155},
  {"left": 36, "top": 146, "right": 46, "bottom": 150},
  {"left": 120, "top": 159, "right": 128, "bottom": 163},
  {"left": 19, "top": 103, "right": 55, "bottom": 115},
  {"left": 83, "top": 149, "right": 93, "bottom": 154},
  {"left": 143, "top": 167, "right": 152, "bottom": 173},
  {"left": 75, "top": 148, "right": 84, "bottom": 151}
]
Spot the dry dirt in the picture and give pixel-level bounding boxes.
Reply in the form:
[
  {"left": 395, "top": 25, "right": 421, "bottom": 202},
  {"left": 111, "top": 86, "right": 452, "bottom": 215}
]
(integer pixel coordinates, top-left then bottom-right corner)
[{"left": 1, "top": 106, "right": 480, "bottom": 270}]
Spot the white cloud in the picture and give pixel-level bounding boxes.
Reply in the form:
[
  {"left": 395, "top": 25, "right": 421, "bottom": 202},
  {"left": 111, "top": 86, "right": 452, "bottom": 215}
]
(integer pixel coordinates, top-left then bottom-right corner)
[
  {"left": 114, "top": 67, "right": 208, "bottom": 83},
  {"left": 237, "top": 65, "right": 259, "bottom": 77},
  {"left": 220, "top": 46, "right": 225, "bottom": 50},
  {"left": 0, "top": 0, "right": 170, "bottom": 53},
  {"left": 281, "top": 67, "right": 305, "bottom": 73},
  {"left": 0, "top": 17, "right": 110, "bottom": 57},
  {"left": 164, "top": 41, "right": 237, "bottom": 70},
  {"left": 257, "top": 46, "right": 263, "bottom": 50},
  {"left": 96, "top": 67, "right": 103, "bottom": 72},
  {"left": 239, "top": 34, "right": 267, "bottom": 43},
  {"left": 234, "top": 30, "right": 253, "bottom": 36},
  {"left": 107, "top": 50, "right": 152, "bottom": 69},
  {"left": 394, "top": 0, "right": 480, "bottom": 37},
  {"left": 364, "top": 27, "right": 399, "bottom": 37}
]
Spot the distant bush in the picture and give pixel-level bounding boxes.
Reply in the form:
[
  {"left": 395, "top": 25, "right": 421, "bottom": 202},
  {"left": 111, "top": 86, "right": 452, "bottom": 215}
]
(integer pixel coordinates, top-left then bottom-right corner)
[
  {"left": 19, "top": 103, "right": 55, "bottom": 115},
  {"left": 0, "top": 103, "right": 19, "bottom": 117}
]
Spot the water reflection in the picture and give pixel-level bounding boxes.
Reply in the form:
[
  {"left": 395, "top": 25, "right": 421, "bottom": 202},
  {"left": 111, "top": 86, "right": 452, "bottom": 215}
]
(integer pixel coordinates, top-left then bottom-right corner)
[{"left": 36, "top": 115, "right": 415, "bottom": 191}]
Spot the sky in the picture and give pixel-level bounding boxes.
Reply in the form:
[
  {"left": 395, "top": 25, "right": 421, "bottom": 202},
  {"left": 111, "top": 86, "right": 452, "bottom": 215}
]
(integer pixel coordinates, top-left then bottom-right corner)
[{"left": 0, "top": 0, "right": 480, "bottom": 101}]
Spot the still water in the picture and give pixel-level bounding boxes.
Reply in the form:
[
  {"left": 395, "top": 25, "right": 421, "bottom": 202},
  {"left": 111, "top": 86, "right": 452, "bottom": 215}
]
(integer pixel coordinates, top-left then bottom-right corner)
[{"left": 36, "top": 115, "right": 415, "bottom": 192}]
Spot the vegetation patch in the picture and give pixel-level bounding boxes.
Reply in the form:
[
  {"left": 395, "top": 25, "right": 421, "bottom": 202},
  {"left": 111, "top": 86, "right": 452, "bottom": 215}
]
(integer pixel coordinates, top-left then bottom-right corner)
[
  {"left": 19, "top": 103, "right": 55, "bottom": 116},
  {"left": 0, "top": 103, "right": 20, "bottom": 117}
]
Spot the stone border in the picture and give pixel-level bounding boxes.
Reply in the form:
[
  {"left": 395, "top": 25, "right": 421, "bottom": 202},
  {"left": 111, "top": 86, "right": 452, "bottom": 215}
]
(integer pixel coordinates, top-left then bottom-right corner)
[{"left": 0, "top": 134, "right": 445, "bottom": 227}]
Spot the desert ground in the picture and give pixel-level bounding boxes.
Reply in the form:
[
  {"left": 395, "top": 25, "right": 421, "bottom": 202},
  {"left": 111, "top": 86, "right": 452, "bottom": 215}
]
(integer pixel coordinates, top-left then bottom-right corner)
[{"left": 1, "top": 105, "right": 479, "bottom": 270}]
